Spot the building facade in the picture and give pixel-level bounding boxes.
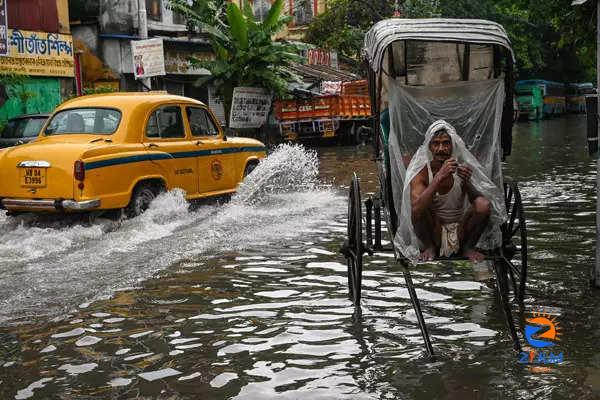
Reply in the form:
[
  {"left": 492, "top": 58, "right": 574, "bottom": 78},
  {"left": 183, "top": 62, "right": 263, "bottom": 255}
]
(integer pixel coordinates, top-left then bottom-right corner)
[
  {"left": 234, "top": 0, "right": 327, "bottom": 40},
  {"left": 0, "top": 0, "right": 75, "bottom": 122}
]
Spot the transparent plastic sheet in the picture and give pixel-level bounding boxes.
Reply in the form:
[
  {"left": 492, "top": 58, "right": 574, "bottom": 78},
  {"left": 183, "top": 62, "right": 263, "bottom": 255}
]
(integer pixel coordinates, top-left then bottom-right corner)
[{"left": 387, "top": 78, "right": 508, "bottom": 261}]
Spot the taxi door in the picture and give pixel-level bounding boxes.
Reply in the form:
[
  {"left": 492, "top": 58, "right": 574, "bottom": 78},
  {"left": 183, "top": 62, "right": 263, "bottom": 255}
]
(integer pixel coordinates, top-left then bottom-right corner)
[
  {"left": 184, "top": 106, "right": 236, "bottom": 194},
  {"left": 144, "top": 105, "right": 198, "bottom": 196}
]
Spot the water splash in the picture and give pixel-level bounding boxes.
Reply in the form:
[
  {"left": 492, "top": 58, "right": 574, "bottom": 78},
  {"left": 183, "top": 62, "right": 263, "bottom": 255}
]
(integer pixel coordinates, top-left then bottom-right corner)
[
  {"left": 233, "top": 143, "right": 320, "bottom": 205},
  {"left": 0, "top": 144, "right": 344, "bottom": 325}
]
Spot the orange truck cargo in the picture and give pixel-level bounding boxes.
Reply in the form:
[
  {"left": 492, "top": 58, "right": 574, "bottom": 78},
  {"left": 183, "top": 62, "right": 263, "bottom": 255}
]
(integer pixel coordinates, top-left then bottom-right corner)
[{"left": 273, "top": 80, "right": 372, "bottom": 143}]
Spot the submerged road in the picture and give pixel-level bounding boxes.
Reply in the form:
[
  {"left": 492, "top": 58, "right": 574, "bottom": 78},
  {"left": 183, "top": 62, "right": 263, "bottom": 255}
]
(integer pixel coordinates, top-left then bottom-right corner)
[{"left": 1, "top": 116, "right": 599, "bottom": 399}]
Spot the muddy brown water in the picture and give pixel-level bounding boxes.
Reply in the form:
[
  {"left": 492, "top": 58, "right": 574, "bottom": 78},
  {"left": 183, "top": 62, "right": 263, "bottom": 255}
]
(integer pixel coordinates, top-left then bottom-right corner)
[{"left": 1, "top": 116, "right": 599, "bottom": 399}]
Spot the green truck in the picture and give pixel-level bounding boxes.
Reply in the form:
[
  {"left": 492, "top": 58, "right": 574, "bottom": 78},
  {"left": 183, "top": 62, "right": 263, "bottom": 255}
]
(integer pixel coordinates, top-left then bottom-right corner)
[{"left": 516, "top": 82, "right": 544, "bottom": 121}]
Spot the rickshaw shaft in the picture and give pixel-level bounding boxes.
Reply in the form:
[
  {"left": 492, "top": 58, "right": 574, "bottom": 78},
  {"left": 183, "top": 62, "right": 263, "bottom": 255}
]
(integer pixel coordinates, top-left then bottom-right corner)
[
  {"left": 374, "top": 198, "right": 382, "bottom": 250},
  {"left": 365, "top": 198, "right": 373, "bottom": 248}
]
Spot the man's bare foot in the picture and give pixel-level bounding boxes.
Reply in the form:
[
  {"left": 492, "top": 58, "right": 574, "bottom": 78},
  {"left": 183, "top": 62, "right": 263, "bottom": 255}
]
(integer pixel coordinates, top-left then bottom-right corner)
[
  {"left": 463, "top": 248, "right": 485, "bottom": 262},
  {"left": 419, "top": 247, "right": 436, "bottom": 262}
]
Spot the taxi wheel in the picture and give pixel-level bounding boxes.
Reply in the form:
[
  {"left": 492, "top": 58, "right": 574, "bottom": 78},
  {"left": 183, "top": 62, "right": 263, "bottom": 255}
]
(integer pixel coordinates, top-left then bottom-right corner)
[
  {"left": 125, "top": 184, "right": 160, "bottom": 218},
  {"left": 243, "top": 162, "right": 258, "bottom": 178}
]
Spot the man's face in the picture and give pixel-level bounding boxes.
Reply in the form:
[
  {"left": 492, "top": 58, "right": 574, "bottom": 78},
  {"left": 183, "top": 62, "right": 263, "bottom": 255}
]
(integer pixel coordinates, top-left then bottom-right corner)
[{"left": 429, "top": 131, "right": 452, "bottom": 162}]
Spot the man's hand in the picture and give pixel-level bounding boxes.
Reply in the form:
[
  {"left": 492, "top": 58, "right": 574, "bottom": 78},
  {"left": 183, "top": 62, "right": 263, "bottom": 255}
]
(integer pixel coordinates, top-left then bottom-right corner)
[
  {"left": 434, "top": 158, "right": 458, "bottom": 183},
  {"left": 457, "top": 164, "right": 473, "bottom": 182}
]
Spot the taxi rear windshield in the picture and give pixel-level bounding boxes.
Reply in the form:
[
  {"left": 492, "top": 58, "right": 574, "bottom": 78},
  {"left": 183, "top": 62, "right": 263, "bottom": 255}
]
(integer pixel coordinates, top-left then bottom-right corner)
[{"left": 45, "top": 108, "right": 121, "bottom": 135}]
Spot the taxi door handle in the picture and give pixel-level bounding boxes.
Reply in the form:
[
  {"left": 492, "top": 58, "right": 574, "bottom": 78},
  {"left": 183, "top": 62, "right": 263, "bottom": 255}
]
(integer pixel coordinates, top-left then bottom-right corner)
[
  {"left": 195, "top": 140, "right": 204, "bottom": 146},
  {"left": 147, "top": 143, "right": 159, "bottom": 148}
]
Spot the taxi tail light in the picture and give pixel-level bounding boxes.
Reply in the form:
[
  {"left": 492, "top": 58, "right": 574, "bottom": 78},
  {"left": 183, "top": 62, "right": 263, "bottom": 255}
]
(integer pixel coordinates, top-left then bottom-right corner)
[{"left": 74, "top": 160, "right": 85, "bottom": 181}]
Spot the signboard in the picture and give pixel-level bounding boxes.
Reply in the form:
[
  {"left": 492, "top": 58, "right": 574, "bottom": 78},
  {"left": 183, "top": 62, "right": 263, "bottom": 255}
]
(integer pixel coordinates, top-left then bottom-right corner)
[
  {"left": 0, "top": 29, "right": 74, "bottom": 77},
  {"left": 229, "top": 87, "right": 272, "bottom": 129},
  {"left": 0, "top": 0, "right": 7, "bottom": 56},
  {"left": 131, "top": 38, "right": 165, "bottom": 79}
]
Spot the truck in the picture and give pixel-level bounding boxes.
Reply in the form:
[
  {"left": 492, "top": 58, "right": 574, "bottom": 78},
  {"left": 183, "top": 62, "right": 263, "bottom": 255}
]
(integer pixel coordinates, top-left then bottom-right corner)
[
  {"left": 515, "top": 81, "right": 544, "bottom": 121},
  {"left": 273, "top": 80, "right": 372, "bottom": 144}
]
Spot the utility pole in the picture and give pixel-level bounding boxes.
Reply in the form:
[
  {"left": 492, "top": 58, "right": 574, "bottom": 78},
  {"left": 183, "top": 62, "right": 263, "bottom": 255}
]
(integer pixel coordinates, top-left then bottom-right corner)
[
  {"left": 137, "top": 0, "right": 151, "bottom": 90},
  {"left": 572, "top": 0, "right": 600, "bottom": 287},
  {"left": 596, "top": 0, "right": 600, "bottom": 287}
]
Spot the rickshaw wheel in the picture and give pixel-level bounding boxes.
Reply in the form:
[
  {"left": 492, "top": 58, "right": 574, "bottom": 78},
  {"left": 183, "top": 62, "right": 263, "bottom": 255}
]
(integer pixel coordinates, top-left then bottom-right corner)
[
  {"left": 501, "top": 180, "right": 528, "bottom": 302},
  {"left": 346, "top": 173, "right": 364, "bottom": 306}
]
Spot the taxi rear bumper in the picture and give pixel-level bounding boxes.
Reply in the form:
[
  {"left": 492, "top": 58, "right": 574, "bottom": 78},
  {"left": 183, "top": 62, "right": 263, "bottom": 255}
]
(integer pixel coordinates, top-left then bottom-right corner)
[{"left": 0, "top": 198, "right": 101, "bottom": 212}]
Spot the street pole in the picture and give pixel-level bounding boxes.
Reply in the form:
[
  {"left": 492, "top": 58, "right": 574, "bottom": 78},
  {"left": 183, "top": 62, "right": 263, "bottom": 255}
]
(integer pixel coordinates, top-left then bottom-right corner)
[
  {"left": 137, "top": 0, "right": 151, "bottom": 90},
  {"left": 594, "top": 0, "right": 600, "bottom": 288}
]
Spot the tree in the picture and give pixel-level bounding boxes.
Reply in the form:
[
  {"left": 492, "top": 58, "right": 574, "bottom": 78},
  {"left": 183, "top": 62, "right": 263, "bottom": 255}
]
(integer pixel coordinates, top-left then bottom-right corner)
[
  {"left": 169, "top": 0, "right": 302, "bottom": 128},
  {"left": 304, "top": 0, "right": 440, "bottom": 71},
  {"left": 306, "top": 0, "right": 596, "bottom": 82},
  {"left": 439, "top": 0, "right": 596, "bottom": 81}
]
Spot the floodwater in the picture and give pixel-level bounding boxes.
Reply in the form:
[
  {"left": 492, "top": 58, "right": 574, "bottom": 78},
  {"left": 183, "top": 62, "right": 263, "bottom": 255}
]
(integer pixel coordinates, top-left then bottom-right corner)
[{"left": 1, "top": 116, "right": 599, "bottom": 399}]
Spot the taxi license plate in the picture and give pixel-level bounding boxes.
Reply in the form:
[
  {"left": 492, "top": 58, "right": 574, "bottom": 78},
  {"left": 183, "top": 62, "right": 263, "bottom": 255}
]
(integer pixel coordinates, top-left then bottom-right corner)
[
  {"left": 20, "top": 167, "right": 46, "bottom": 187},
  {"left": 323, "top": 130, "right": 336, "bottom": 138}
]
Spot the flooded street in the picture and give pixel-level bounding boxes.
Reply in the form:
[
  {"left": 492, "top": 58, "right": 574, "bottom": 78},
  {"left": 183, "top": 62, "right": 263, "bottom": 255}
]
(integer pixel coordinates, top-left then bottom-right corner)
[{"left": 1, "top": 116, "right": 600, "bottom": 399}]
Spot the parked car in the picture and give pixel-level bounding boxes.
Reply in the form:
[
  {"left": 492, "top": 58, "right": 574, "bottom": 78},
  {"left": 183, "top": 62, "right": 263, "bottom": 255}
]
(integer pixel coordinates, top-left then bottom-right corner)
[
  {"left": 0, "top": 114, "right": 49, "bottom": 149},
  {"left": 0, "top": 92, "right": 266, "bottom": 216}
]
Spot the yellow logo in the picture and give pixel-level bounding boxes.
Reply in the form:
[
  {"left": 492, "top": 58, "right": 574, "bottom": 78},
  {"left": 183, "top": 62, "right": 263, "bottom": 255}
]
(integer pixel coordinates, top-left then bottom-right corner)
[{"left": 211, "top": 160, "right": 223, "bottom": 180}]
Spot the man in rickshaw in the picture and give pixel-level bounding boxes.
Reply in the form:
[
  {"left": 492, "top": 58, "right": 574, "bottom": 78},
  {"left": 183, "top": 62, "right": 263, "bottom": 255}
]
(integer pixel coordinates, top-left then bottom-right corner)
[{"left": 409, "top": 120, "right": 494, "bottom": 262}]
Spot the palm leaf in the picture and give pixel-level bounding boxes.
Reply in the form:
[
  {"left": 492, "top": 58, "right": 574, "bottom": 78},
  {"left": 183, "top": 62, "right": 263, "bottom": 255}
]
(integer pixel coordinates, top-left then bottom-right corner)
[
  {"left": 242, "top": 0, "right": 255, "bottom": 21},
  {"left": 226, "top": 2, "right": 249, "bottom": 50},
  {"left": 262, "top": 0, "right": 284, "bottom": 30}
]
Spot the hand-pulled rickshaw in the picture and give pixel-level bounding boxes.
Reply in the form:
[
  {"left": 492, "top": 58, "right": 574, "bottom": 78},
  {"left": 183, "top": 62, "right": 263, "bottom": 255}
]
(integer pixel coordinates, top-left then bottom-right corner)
[{"left": 341, "top": 18, "right": 527, "bottom": 355}]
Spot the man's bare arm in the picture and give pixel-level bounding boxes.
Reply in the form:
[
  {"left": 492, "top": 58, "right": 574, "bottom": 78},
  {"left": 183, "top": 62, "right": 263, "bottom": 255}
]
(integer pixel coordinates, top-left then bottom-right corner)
[
  {"left": 411, "top": 168, "right": 438, "bottom": 220},
  {"left": 457, "top": 164, "right": 482, "bottom": 202}
]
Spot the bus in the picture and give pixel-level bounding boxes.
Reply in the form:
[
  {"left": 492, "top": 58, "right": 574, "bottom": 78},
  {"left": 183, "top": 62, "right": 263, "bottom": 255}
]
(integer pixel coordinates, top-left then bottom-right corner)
[
  {"left": 566, "top": 82, "right": 595, "bottom": 114},
  {"left": 516, "top": 80, "right": 566, "bottom": 120}
]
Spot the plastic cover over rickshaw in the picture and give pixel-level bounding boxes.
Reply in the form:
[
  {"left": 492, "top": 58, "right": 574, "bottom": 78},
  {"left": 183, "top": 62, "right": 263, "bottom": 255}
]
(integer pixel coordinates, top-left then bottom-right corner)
[{"left": 341, "top": 18, "right": 526, "bottom": 355}]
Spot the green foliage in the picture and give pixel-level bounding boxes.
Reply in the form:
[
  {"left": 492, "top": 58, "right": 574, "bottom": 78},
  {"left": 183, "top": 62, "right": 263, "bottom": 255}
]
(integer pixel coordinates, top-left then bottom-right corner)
[
  {"left": 82, "top": 86, "right": 119, "bottom": 95},
  {"left": 440, "top": 0, "right": 596, "bottom": 81},
  {"left": 0, "top": 74, "right": 37, "bottom": 114},
  {"left": 170, "top": 0, "right": 302, "bottom": 127},
  {"left": 305, "top": 0, "right": 440, "bottom": 69},
  {"left": 306, "top": 0, "right": 597, "bottom": 82}
]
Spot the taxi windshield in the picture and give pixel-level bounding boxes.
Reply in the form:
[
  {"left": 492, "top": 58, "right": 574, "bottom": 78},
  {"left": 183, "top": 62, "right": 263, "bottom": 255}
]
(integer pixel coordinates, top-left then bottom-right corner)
[
  {"left": 45, "top": 108, "right": 121, "bottom": 135},
  {"left": 1, "top": 117, "right": 47, "bottom": 138}
]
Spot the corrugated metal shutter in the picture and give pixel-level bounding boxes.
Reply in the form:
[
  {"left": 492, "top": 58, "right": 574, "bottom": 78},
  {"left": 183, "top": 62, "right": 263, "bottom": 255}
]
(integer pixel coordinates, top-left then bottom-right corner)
[{"left": 8, "top": 0, "right": 59, "bottom": 33}]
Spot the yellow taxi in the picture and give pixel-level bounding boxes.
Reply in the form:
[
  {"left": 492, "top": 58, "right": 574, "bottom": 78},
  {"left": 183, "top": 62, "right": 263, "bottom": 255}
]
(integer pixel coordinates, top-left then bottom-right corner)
[{"left": 0, "top": 92, "right": 266, "bottom": 217}]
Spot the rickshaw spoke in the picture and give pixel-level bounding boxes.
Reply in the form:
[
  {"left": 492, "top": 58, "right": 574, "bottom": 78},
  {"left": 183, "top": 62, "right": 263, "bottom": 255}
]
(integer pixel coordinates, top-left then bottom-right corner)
[
  {"left": 493, "top": 258, "right": 522, "bottom": 351},
  {"left": 510, "top": 223, "right": 521, "bottom": 238},
  {"left": 342, "top": 173, "right": 364, "bottom": 306}
]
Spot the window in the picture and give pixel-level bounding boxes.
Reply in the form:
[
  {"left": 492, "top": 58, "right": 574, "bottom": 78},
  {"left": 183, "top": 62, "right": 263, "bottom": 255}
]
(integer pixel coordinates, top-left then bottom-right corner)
[
  {"left": 45, "top": 108, "right": 121, "bottom": 135},
  {"left": 294, "top": 0, "right": 313, "bottom": 26},
  {"left": 186, "top": 107, "right": 218, "bottom": 137},
  {"left": 1, "top": 117, "right": 47, "bottom": 138},
  {"left": 253, "top": 0, "right": 272, "bottom": 23},
  {"left": 146, "top": 0, "right": 162, "bottom": 22},
  {"left": 146, "top": 106, "right": 185, "bottom": 138},
  {"left": 172, "top": 9, "right": 187, "bottom": 25}
]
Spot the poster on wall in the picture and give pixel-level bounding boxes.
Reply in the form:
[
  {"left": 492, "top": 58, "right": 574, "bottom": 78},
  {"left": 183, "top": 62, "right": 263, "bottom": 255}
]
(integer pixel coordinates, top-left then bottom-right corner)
[
  {"left": 131, "top": 38, "right": 165, "bottom": 79},
  {"left": 0, "top": 0, "right": 7, "bottom": 56},
  {"left": 229, "top": 87, "right": 272, "bottom": 129},
  {"left": 0, "top": 29, "right": 74, "bottom": 76}
]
